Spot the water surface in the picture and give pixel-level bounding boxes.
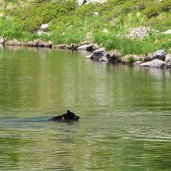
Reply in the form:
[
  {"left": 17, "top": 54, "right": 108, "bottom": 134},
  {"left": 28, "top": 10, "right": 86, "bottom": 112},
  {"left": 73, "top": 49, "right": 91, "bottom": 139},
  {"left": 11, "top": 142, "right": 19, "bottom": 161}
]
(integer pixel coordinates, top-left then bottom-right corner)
[{"left": 0, "top": 47, "right": 171, "bottom": 170}]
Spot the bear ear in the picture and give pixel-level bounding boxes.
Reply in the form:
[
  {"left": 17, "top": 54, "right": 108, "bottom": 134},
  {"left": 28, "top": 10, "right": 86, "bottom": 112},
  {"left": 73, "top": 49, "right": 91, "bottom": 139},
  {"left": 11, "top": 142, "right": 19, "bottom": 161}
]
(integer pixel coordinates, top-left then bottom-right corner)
[{"left": 67, "top": 110, "right": 70, "bottom": 113}]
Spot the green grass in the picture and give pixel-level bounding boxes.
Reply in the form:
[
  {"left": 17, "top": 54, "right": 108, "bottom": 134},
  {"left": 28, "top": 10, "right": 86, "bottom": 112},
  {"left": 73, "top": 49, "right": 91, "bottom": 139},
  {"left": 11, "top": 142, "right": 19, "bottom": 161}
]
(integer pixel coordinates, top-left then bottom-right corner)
[{"left": 1, "top": 0, "right": 171, "bottom": 55}]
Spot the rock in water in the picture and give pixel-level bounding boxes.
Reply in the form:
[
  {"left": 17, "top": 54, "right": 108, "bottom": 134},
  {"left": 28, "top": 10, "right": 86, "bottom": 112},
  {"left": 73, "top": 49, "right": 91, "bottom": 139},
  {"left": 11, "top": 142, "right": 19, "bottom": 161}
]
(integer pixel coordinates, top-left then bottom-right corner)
[
  {"left": 88, "top": 48, "right": 108, "bottom": 61},
  {"left": 140, "top": 59, "right": 166, "bottom": 69}
]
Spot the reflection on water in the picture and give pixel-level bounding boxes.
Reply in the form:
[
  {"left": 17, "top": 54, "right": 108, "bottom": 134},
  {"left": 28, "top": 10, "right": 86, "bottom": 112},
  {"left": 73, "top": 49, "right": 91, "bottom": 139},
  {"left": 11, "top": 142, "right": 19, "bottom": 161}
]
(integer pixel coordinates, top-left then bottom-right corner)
[{"left": 0, "top": 47, "right": 171, "bottom": 170}]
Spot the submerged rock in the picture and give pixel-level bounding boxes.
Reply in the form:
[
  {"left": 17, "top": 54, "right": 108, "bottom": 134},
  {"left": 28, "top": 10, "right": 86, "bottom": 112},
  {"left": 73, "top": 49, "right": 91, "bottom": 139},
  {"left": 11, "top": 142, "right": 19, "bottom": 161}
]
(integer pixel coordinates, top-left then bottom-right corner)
[
  {"left": 140, "top": 59, "right": 167, "bottom": 69},
  {"left": 133, "top": 61, "right": 142, "bottom": 66}
]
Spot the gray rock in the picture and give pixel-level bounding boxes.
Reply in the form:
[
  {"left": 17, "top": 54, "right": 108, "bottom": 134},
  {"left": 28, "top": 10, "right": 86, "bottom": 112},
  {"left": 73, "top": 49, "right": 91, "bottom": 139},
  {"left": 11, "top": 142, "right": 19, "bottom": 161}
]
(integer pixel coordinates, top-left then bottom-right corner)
[
  {"left": 78, "top": 0, "right": 106, "bottom": 6},
  {"left": 129, "top": 26, "right": 158, "bottom": 40},
  {"left": 0, "top": 37, "right": 4, "bottom": 45},
  {"left": 152, "top": 49, "right": 166, "bottom": 61},
  {"left": 162, "top": 29, "right": 171, "bottom": 35},
  {"left": 40, "top": 23, "right": 49, "bottom": 31},
  {"left": 89, "top": 48, "right": 108, "bottom": 61},
  {"left": 77, "top": 43, "right": 94, "bottom": 51},
  {"left": 140, "top": 59, "right": 166, "bottom": 69},
  {"left": 133, "top": 61, "right": 142, "bottom": 66},
  {"left": 77, "top": 0, "right": 85, "bottom": 6}
]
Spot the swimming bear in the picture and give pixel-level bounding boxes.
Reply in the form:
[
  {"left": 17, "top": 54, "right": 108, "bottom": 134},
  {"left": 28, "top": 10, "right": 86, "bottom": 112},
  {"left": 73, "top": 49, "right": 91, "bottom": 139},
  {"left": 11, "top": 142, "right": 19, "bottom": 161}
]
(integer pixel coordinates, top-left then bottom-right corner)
[{"left": 51, "top": 110, "right": 80, "bottom": 122}]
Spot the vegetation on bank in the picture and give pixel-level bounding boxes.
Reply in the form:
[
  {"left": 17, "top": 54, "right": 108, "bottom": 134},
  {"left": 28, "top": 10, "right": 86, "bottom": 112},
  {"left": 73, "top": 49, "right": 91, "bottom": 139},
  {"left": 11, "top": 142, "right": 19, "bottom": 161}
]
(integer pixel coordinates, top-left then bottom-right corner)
[{"left": 1, "top": 0, "right": 171, "bottom": 55}]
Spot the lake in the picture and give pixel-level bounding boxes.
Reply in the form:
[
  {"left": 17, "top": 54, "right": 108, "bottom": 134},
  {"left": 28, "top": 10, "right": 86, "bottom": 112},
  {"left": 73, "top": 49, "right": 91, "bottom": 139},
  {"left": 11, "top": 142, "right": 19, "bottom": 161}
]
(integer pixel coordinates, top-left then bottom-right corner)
[{"left": 0, "top": 46, "right": 171, "bottom": 171}]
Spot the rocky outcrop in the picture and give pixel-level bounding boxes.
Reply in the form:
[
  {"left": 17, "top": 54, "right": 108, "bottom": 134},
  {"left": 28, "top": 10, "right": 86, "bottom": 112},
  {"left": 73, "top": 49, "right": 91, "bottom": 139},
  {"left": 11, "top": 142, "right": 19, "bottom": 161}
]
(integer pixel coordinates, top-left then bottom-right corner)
[
  {"left": 26, "top": 39, "right": 52, "bottom": 48},
  {"left": 129, "top": 26, "right": 158, "bottom": 40},
  {"left": 5, "top": 39, "right": 23, "bottom": 46}
]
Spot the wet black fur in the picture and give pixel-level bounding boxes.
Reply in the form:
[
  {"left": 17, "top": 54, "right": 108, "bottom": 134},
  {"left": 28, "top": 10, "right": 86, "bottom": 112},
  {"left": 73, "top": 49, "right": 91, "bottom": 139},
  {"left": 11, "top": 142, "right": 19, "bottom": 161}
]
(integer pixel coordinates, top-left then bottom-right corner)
[{"left": 51, "top": 110, "right": 80, "bottom": 121}]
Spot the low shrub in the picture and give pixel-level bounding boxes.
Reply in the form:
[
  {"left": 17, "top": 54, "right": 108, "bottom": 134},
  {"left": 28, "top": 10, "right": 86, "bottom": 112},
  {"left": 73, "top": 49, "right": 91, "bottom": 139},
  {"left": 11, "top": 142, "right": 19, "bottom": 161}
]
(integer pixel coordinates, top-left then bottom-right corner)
[
  {"left": 14, "top": 0, "right": 76, "bottom": 32},
  {"left": 160, "top": 0, "right": 171, "bottom": 12},
  {"left": 145, "top": 5, "right": 159, "bottom": 18}
]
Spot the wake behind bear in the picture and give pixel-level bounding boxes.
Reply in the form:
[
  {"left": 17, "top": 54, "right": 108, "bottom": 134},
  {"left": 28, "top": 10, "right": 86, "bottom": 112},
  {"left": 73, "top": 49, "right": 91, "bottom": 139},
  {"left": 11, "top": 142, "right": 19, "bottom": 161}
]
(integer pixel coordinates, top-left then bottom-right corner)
[{"left": 51, "top": 110, "right": 80, "bottom": 122}]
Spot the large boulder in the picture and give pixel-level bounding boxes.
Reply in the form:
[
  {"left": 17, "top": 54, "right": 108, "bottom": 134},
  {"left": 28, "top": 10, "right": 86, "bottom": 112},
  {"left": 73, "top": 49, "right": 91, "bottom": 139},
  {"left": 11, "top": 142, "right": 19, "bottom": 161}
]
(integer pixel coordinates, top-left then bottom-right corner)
[
  {"left": 86, "top": 48, "right": 108, "bottom": 61},
  {"left": 140, "top": 59, "right": 167, "bottom": 69},
  {"left": 152, "top": 49, "right": 166, "bottom": 61}
]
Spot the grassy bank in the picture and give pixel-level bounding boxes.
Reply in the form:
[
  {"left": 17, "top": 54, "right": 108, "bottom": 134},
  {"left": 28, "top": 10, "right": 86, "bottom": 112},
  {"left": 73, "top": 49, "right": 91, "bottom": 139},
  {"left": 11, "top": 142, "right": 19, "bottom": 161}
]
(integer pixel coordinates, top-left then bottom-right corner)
[{"left": 1, "top": 0, "right": 171, "bottom": 55}]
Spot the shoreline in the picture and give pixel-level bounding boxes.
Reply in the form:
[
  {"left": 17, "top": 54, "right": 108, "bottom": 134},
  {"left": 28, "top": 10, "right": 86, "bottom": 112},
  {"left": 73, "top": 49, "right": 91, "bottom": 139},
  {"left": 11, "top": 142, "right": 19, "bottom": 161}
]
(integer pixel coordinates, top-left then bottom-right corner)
[{"left": 1, "top": 38, "right": 171, "bottom": 70}]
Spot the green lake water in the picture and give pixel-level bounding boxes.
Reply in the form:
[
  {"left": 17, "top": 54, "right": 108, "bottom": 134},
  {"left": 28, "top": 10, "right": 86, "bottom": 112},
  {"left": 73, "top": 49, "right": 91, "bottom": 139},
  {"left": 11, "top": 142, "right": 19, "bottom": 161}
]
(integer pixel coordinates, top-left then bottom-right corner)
[{"left": 0, "top": 46, "right": 171, "bottom": 171}]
